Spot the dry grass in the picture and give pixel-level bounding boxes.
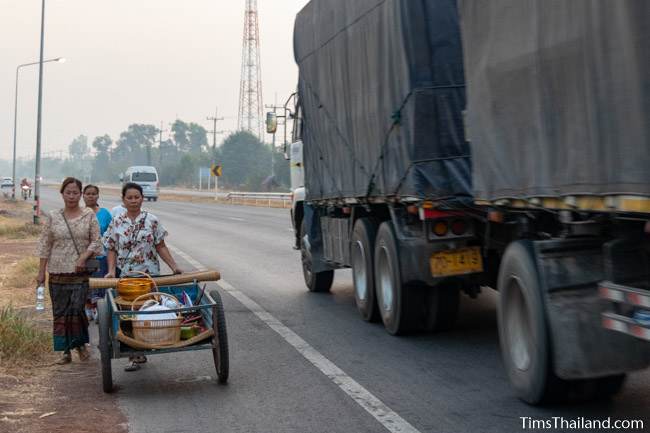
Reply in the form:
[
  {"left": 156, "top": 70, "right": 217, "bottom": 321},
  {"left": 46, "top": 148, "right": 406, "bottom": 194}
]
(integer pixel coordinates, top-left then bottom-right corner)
[
  {"left": 0, "top": 217, "right": 42, "bottom": 239},
  {"left": 3, "top": 257, "right": 40, "bottom": 289},
  {"left": 0, "top": 305, "right": 52, "bottom": 366}
]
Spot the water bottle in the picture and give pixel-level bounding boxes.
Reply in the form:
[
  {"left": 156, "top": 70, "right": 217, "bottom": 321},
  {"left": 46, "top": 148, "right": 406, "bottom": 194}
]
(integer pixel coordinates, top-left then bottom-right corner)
[{"left": 36, "top": 285, "right": 45, "bottom": 312}]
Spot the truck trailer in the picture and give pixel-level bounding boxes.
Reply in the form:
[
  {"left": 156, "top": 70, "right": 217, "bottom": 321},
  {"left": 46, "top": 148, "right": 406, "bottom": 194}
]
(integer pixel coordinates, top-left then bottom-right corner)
[{"left": 280, "top": 0, "right": 650, "bottom": 404}]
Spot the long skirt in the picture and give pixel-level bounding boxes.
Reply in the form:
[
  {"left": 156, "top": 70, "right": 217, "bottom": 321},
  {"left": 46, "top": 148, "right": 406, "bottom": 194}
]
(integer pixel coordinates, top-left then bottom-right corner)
[{"left": 49, "top": 274, "right": 90, "bottom": 353}]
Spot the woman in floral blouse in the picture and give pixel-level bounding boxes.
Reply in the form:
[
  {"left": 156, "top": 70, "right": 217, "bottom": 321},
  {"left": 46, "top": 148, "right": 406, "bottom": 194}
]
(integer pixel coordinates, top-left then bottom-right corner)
[
  {"left": 103, "top": 182, "right": 182, "bottom": 370},
  {"left": 104, "top": 183, "right": 182, "bottom": 277},
  {"left": 37, "top": 177, "right": 103, "bottom": 364}
]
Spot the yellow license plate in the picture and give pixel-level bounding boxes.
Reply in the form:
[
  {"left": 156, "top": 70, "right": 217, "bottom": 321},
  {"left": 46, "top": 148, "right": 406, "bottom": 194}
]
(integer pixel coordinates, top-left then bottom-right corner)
[{"left": 430, "top": 247, "right": 483, "bottom": 277}]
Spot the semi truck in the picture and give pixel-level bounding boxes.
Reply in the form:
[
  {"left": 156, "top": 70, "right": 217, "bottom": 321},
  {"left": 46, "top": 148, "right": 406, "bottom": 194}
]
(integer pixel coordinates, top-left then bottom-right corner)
[{"left": 274, "top": 0, "right": 650, "bottom": 404}]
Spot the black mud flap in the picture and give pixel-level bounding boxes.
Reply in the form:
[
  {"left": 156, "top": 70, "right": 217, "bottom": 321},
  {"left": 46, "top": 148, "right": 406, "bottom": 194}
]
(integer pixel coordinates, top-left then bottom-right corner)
[{"left": 534, "top": 239, "right": 650, "bottom": 380}]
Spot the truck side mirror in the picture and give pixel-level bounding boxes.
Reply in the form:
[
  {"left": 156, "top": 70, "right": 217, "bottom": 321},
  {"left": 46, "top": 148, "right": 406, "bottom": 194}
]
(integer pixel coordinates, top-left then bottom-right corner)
[
  {"left": 266, "top": 112, "right": 278, "bottom": 134},
  {"left": 119, "top": 174, "right": 124, "bottom": 182}
]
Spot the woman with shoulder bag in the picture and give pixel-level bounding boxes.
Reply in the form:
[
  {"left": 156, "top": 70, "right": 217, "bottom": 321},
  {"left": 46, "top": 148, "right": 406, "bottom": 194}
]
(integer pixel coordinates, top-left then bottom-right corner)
[
  {"left": 103, "top": 182, "right": 182, "bottom": 371},
  {"left": 36, "top": 177, "right": 103, "bottom": 364}
]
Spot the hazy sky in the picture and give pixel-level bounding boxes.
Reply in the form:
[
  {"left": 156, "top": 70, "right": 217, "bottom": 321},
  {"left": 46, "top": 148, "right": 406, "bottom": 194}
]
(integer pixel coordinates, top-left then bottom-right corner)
[{"left": 0, "top": 0, "right": 309, "bottom": 160}]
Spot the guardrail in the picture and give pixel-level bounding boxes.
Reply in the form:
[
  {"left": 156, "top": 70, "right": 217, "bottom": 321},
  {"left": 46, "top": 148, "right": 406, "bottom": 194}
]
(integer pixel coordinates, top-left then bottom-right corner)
[{"left": 224, "top": 192, "right": 292, "bottom": 209}]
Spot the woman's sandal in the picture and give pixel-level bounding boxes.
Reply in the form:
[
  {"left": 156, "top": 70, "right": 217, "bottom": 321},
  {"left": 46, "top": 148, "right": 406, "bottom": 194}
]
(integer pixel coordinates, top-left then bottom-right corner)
[
  {"left": 124, "top": 355, "right": 147, "bottom": 372},
  {"left": 55, "top": 353, "right": 72, "bottom": 365},
  {"left": 124, "top": 361, "right": 140, "bottom": 372},
  {"left": 76, "top": 346, "right": 90, "bottom": 362}
]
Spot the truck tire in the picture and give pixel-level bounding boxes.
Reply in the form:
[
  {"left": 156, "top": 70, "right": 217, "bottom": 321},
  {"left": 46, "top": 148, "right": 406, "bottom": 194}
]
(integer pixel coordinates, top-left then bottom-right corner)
[
  {"left": 97, "top": 298, "right": 113, "bottom": 393},
  {"left": 498, "top": 240, "right": 559, "bottom": 404},
  {"left": 374, "top": 221, "right": 419, "bottom": 335},
  {"left": 351, "top": 218, "right": 379, "bottom": 322},
  {"left": 300, "top": 220, "right": 334, "bottom": 292},
  {"left": 425, "top": 282, "right": 460, "bottom": 332}
]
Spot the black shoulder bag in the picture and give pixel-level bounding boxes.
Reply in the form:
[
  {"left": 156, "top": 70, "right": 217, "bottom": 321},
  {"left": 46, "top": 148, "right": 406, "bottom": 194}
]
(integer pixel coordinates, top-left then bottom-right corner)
[{"left": 61, "top": 210, "right": 100, "bottom": 274}]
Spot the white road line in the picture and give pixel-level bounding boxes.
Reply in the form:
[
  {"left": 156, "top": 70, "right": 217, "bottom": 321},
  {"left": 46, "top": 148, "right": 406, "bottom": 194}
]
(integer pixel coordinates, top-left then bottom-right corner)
[
  {"left": 228, "top": 217, "right": 246, "bottom": 222},
  {"left": 167, "top": 244, "right": 421, "bottom": 433}
]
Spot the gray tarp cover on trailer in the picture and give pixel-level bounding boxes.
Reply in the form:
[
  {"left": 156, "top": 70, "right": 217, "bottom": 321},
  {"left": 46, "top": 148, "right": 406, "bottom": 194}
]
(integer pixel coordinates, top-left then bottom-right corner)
[
  {"left": 460, "top": 0, "right": 650, "bottom": 201},
  {"left": 294, "top": 0, "right": 471, "bottom": 203}
]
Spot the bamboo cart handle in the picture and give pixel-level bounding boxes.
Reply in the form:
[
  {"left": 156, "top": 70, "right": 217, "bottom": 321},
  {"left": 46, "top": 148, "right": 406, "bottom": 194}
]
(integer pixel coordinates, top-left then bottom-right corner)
[{"left": 89, "top": 270, "right": 221, "bottom": 289}]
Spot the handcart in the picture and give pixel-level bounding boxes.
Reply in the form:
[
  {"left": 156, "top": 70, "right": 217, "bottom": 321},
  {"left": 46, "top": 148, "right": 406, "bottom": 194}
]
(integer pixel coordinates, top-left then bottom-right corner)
[{"left": 93, "top": 271, "right": 228, "bottom": 393}]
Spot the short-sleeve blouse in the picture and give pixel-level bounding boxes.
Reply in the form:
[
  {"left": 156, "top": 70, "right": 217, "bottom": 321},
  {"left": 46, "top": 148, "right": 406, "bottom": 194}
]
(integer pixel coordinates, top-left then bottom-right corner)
[
  {"left": 103, "top": 211, "right": 168, "bottom": 276},
  {"left": 36, "top": 208, "right": 103, "bottom": 274}
]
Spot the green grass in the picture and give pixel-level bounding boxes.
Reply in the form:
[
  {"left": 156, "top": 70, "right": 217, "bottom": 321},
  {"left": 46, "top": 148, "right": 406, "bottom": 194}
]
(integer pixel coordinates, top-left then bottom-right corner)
[{"left": 0, "top": 305, "right": 51, "bottom": 365}]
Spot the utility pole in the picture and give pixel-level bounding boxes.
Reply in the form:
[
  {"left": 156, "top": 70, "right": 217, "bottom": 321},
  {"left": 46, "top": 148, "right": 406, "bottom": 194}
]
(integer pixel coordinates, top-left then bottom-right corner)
[
  {"left": 33, "top": 0, "right": 46, "bottom": 225},
  {"left": 158, "top": 120, "right": 168, "bottom": 166},
  {"left": 206, "top": 107, "right": 225, "bottom": 149}
]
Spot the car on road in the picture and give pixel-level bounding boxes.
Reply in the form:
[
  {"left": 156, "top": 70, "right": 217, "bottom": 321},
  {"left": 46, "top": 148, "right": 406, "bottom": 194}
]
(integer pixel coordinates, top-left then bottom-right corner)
[
  {"left": 1, "top": 177, "right": 14, "bottom": 197},
  {"left": 120, "top": 166, "right": 160, "bottom": 201}
]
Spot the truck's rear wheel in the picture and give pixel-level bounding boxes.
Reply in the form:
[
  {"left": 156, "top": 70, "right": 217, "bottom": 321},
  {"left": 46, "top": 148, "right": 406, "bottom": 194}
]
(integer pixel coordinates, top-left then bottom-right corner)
[
  {"left": 351, "top": 218, "right": 379, "bottom": 322},
  {"left": 300, "top": 220, "right": 334, "bottom": 292},
  {"left": 498, "top": 241, "right": 558, "bottom": 404},
  {"left": 374, "top": 221, "right": 419, "bottom": 335}
]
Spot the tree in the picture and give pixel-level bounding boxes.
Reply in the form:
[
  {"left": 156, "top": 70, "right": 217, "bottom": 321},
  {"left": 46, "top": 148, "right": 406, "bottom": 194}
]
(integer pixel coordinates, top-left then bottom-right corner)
[
  {"left": 114, "top": 124, "right": 158, "bottom": 165},
  {"left": 69, "top": 135, "right": 89, "bottom": 160},
  {"left": 188, "top": 123, "right": 208, "bottom": 154},
  {"left": 171, "top": 119, "right": 190, "bottom": 152},
  {"left": 219, "top": 131, "right": 271, "bottom": 189},
  {"left": 91, "top": 135, "right": 113, "bottom": 182},
  {"left": 92, "top": 135, "right": 112, "bottom": 153},
  {"left": 272, "top": 146, "right": 290, "bottom": 188}
]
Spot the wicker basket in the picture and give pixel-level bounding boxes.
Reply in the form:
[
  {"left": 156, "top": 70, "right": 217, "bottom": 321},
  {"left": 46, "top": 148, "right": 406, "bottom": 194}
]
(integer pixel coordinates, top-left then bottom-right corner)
[
  {"left": 130, "top": 292, "right": 181, "bottom": 346},
  {"left": 117, "top": 272, "right": 156, "bottom": 301}
]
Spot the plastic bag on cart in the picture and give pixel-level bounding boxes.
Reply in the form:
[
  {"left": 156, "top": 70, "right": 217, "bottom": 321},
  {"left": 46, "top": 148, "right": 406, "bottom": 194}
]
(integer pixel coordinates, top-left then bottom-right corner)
[{"left": 135, "top": 300, "right": 177, "bottom": 322}]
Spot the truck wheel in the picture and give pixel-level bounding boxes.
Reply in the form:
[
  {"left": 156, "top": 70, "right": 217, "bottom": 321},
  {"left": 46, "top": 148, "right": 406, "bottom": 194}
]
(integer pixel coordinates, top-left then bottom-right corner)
[
  {"left": 374, "top": 221, "right": 419, "bottom": 335},
  {"left": 300, "top": 220, "right": 334, "bottom": 292},
  {"left": 97, "top": 298, "right": 113, "bottom": 393},
  {"left": 351, "top": 218, "right": 379, "bottom": 322},
  {"left": 498, "top": 240, "right": 558, "bottom": 404},
  {"left": 425, "top": 282, "right": 460, "bottom": 332}
]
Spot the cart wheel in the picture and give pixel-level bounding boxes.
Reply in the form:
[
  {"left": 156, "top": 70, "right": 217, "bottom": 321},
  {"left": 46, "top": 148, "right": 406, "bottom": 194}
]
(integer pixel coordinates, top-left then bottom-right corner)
[
  {"left": 210, "top": 290, "right": 229, "bottom": 384},
  {"left": 97, "top": 298, "right": 113, "bottom": 393}
]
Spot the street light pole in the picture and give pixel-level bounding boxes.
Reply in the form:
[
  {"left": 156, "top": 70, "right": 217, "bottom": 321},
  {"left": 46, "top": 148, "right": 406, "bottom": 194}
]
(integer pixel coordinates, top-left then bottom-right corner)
[
  {"left": 11, "top": 58, "right": 64, "bottom": 200},
  {"left": 33, "top": 0, "right": 46, "bottom": 224}
]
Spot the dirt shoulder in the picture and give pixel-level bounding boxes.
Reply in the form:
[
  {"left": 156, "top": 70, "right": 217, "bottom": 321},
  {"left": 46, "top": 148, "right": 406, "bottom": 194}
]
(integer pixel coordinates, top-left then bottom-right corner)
[{"left": 0, "top": 200, "right": 128, "bottom": 433}]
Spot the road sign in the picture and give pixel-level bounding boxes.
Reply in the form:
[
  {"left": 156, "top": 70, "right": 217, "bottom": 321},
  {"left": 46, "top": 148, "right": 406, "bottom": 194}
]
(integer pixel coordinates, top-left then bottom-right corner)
[{"left": 211, "top": 164, "right": 223, "bottom": 177}]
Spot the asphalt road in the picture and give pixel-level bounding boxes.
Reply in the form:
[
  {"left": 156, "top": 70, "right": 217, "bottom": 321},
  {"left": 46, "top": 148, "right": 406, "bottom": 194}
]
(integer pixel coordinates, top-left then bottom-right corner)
[{"left": 39, "top": 188, "right": 650, "bottom": 433}]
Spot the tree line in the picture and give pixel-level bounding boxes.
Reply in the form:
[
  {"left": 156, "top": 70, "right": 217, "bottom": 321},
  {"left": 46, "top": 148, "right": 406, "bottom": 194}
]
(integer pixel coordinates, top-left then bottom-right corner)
[{"left": 23, "top": 120, "right": 290, "bottom": 191}]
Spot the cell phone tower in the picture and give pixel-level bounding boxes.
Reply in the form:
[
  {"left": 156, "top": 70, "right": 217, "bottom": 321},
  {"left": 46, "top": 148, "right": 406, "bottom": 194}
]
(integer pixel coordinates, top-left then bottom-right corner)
[{"left": 237, "top": 0, "right": 263, "bottom": 139}]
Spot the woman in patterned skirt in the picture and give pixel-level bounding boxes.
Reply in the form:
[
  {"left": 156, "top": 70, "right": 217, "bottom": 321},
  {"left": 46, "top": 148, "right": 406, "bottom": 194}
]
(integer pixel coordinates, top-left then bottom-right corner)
[
  {"left": 103, "top": 182, "right": 182, "bottom": 371},
  {"left": 36, "top": 177, "right": 103, "bottom": 364}
]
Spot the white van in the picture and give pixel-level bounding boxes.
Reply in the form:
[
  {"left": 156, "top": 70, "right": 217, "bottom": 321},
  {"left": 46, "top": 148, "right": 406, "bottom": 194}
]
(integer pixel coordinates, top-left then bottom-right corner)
[{"left": 122, "top": 166, "right": 160, "bottom": 201}]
